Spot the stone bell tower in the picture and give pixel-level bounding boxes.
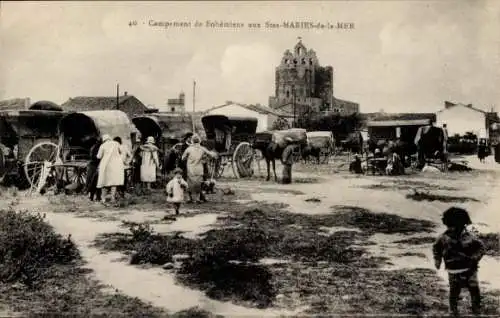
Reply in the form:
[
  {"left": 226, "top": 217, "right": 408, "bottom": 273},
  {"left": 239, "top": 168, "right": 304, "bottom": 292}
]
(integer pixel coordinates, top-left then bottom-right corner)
[{"left": 269, "top": 38, "right": 334, "bottom": 117}]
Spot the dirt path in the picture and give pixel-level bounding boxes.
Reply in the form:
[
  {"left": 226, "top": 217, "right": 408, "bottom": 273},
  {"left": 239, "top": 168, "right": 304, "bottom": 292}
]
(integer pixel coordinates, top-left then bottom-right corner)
[{"left": 12, "top": 196, "right": 301, "bottom": 316}]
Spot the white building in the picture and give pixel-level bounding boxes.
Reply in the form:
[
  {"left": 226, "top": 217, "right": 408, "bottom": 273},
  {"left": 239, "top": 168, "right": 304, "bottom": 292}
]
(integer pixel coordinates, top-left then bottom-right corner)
[
  {"left": 436, "top": 101, "right": 491, "bottom": 138},
  {"left": 204, "top": 101, "right": 292, "bottom": 132}
]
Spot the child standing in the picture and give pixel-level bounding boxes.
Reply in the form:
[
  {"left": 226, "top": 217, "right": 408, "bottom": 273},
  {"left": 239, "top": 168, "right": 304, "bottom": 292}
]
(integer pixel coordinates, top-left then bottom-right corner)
[
  {"left": 433, "top": 207, "right": 486, "bottom": 317},
  {"left": 165, "top": 168, "right": 188, "bottom": 216}
]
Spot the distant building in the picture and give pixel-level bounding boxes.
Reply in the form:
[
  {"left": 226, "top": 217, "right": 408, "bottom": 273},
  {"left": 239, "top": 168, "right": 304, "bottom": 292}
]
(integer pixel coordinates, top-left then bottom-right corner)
[
  {"left": 0, "top": 98, "right": 31, "bottom": 111},
  {"left": 331, "top": 98, "right": 359, "bottom": 115},
  {"left": 269, "top": 39, "right": 359, "bottom": 125},
  {"left": 61, "top": 92, "right": 157, "bottom": 119},
  {"left": 436, "top": 101, "right": 498, "bottom": 139},
  {"left": 167, "top": 92, "right": 185, "bottom": 113},
  {"left": 204, "top": 101, "right": 293, "bottom": 132}
]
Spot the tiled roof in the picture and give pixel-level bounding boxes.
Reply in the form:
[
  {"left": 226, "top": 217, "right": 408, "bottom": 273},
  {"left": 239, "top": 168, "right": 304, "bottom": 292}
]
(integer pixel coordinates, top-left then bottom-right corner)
[{"left": 61, "top": 95, "right": 148, "bottom": 112}]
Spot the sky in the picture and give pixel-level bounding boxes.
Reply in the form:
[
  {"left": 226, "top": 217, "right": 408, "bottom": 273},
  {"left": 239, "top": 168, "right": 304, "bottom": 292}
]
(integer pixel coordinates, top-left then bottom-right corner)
[{"left": 1, "top": 1, "right": 499, "bottom": 113}]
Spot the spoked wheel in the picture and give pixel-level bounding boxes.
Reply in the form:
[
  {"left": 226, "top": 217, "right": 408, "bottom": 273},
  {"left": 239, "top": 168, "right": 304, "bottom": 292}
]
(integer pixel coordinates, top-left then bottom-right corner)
[
  {"left": 208, "top": 156, "right": 226, "bottom": 179},
  {"left": 64, "top": 167, "right": 87, "bottom": 193},
  {"left": 23, "top": 141, "right": 59, "bottom": 189},
  {"left": 232, "top": 142, "right": 255, "bottom": 178}
]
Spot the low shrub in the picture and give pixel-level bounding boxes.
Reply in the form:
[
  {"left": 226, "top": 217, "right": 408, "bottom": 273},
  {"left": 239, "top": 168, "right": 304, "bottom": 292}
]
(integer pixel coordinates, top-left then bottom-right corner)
[{"left": 0, "top": 209, "right": 80, "bottom": 287}]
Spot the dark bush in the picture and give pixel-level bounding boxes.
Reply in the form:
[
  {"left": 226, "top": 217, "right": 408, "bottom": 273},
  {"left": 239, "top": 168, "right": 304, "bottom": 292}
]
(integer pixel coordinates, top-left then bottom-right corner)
[
  {"left": 179, "top": 226, "right": 276, "bottom": 307},
  {"left": 0, "top": 209, "right": 80, "bottom": 287}
]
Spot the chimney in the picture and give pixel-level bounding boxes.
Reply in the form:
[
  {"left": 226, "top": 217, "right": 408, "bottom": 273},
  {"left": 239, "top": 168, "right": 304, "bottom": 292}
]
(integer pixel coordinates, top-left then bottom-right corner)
[
  {"left": 124, "top": 91, "right": 128, "bottom": 96},
  {"left": 24, "top": 97, "right": 31, "bottom": 109}
]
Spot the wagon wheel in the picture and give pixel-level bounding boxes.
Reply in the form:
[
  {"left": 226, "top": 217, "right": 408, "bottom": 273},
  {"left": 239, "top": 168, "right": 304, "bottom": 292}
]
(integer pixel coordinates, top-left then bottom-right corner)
[
  {"left": 232, "top": 142, "right": 255, "bottom": 178},
  {"left": 23, "top": 141, "right": 59, "bottom": 189},
  {"left": 208, "top": 156, "right": 226, "bottom": 179},
  {"left": 64, "top": 167, "right": 88, "bottom": 193}
]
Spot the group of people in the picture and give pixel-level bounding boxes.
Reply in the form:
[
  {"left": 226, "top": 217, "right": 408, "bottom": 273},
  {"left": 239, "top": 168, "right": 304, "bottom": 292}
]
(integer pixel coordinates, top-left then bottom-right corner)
[
  {"left": 349, "top": 139, "right": 405, "bottom": 176},
  {"left": 83, "top": 132, "right": 218, "bottom": 213}
]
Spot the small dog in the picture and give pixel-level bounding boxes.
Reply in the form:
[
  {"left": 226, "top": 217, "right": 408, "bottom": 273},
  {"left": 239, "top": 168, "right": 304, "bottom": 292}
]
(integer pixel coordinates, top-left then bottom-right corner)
[{"left": 201, "top": 179, "right": 216, "bottom": 194}]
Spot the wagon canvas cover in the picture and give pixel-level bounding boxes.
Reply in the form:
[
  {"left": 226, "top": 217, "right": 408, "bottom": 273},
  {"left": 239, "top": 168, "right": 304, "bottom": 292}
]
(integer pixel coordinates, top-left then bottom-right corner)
[
  {"left": 306, "top": 131, "right": 334, "bottom": 148},
  {"left": 59, "top": 110, "right": 136, "bottom": 150},
  {"left": 272, "top": 129, "right": 308, "bottom": 148}
]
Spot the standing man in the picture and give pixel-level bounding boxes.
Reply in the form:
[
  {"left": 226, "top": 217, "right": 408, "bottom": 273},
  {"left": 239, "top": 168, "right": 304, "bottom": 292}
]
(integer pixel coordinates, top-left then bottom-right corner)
[{"left": 281, "top": 137, "right": 295, "bottom": 184}]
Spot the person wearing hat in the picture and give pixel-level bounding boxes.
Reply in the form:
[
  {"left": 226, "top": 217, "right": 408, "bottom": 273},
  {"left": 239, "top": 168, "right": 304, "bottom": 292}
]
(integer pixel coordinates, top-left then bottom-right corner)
[
  {"left": 181, "top": 133, "right": 218, "bottom": 203},
  {"left": 139, "top": 136, "right": 160, "bottom": 191},
  {"left": 280, "top": 137, "right": 296, "bottom": 184},
  {"left": 96, "top": 134, "right": 124, "bottom": 204},
  {"left": 165, "top": 167, "right": 188, "bottom": 216}
]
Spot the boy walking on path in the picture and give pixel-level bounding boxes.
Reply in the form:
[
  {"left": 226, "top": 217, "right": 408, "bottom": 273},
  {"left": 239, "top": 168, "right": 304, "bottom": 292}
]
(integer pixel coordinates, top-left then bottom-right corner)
[{"left": 433, "top": 207, "right": 486, "bottom": 317}]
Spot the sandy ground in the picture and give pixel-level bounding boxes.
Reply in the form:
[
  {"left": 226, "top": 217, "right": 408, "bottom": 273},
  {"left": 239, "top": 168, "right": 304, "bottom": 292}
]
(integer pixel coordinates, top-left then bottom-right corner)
[{"left": 4, "top": 154, "right": 500, "bottom": 315}]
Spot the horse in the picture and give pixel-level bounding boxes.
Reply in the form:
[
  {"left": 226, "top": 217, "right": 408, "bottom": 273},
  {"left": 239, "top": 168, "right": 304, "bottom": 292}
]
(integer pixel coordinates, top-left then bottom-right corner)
[{"left": 301, "top": 144, "right": 322, "bottom": 164}]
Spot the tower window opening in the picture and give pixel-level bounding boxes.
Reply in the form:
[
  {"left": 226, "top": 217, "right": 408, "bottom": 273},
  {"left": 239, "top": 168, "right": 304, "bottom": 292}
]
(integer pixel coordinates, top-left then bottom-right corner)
[{"left": 286, "top": 91, "right": 290, "bottom": 98}]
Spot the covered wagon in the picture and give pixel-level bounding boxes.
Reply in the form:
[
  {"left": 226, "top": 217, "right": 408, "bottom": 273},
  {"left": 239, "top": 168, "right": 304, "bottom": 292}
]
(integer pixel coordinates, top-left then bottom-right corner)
[
  {"left": 132, "top": 113, "right": 201, "bottom": 154},
  {"left": 30, "top": 110, "right": 136, "bottom": 193},
  {"left": 305, "top": 131, "right": 336, "bottom": 164},
  {"left": 0, "top": 109, "right": 66, "bottom": 187},
  {"left": 201, "top": 114, "right": 258, "bottom": 178}
]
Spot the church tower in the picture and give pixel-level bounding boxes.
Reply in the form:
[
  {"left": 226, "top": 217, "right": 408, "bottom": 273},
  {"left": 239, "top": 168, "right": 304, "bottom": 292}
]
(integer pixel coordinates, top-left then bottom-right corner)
[{"left": 269, "top": 38, "right": 334, "bottom": 119}]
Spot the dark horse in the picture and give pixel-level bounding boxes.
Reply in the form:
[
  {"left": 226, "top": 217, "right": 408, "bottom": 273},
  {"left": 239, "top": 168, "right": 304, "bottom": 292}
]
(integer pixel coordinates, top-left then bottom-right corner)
[
  {"left": 254, "top": 132, "right": 299, "bottom": 182},
  {"left": 301, "top": 144, "right": 322, "bottom": 164}
]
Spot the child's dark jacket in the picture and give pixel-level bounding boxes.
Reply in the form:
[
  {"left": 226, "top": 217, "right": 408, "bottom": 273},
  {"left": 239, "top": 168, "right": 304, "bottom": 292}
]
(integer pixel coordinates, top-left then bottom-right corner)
[{"left": 433, "top": 228, "right": 485, "bottom": 271}]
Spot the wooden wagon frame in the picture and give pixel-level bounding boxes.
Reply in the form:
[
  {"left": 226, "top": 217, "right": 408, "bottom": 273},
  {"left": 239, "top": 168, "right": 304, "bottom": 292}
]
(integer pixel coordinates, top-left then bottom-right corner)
[
  {"left": 0, "top": 109, "right": 67, "bottom": 187},
  {"left": 201, "top": 114, "right": 258, "bottom": 179},
  {"left": 30, "top": 110, "right": 137, "bottom": 193}
]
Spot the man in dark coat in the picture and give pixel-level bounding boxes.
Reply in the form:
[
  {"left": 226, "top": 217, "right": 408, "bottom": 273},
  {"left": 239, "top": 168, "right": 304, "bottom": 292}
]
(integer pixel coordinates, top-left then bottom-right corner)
[
  {"left": 281, "top": 138, "right": 295, "bottom": 184},
  {"left": 85, "top": 137, "right": 102, "bottom": 201}
]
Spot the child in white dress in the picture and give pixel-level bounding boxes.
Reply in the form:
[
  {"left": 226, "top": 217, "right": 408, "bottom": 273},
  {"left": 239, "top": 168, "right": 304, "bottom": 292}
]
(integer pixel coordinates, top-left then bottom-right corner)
[{"left": 166, "top": 168, "right": 188, "bottom": 216}]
